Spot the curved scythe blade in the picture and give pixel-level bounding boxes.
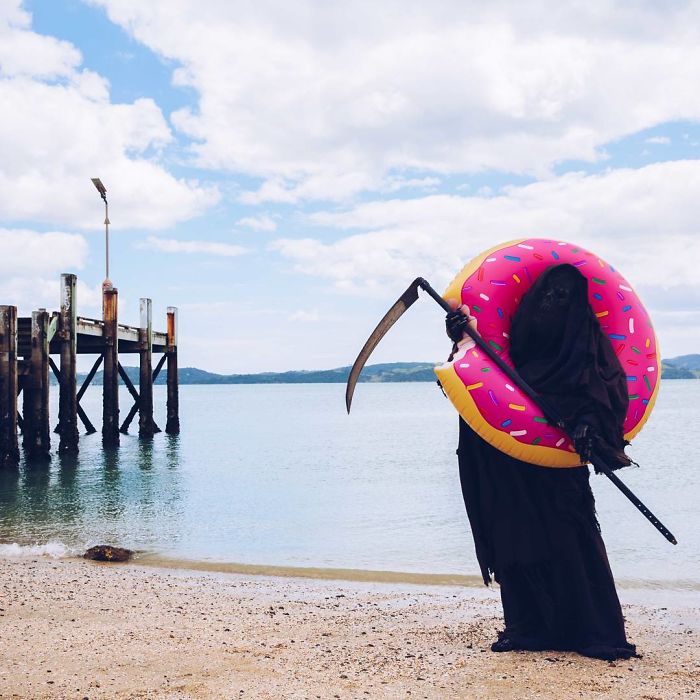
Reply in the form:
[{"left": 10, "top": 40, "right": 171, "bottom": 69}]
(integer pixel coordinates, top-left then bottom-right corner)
[{"left": 345, "top": 278, "right": 422, "bottom": 413}]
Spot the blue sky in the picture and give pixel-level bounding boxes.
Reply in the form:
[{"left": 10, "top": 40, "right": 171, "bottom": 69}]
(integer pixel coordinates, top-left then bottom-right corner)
[{"left": 2, "top": 1, "right": 700, "bottom": 372}]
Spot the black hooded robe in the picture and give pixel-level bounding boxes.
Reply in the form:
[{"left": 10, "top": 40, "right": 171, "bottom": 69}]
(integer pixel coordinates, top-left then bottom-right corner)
[{"left": 457, "top": 264, "right": 637, "bottom": 660}]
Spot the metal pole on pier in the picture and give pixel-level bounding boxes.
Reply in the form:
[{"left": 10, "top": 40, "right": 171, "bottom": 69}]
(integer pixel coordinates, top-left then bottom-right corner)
[
  {"left": 165, "top": 307, "right": 180, "bottom": 435},
  {"left": 0, "top": 306, "right": 19, "bottom": 467},
  {"left": 102, "top": 286, "right": 120, "bottom": 446},
  {"left": 24, "top": 310, "right": 51, "bottom": 460},
  {"left": 138, "top": 298, "right": 159, "bottom": 437},
  {"left": 58, "top": 274, "right": 79, "bottom": 454}
]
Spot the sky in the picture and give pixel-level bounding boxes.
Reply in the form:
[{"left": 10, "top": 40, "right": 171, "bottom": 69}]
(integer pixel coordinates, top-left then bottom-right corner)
[{"left": 1, "top": 0, "right": 699, "bottom": 373}]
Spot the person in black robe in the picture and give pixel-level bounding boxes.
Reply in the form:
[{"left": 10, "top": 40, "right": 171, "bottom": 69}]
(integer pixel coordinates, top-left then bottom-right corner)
[{"left": 445, "top": 263, "right": 637, "bottom": 660}]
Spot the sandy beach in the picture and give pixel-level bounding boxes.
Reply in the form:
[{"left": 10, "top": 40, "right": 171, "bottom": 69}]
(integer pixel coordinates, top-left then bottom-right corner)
[{"left": 0, "top": 558, "right": 697, "bottom": 699}]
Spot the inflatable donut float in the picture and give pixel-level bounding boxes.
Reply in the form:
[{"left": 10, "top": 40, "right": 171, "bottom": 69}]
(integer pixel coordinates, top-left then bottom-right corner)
[{"left": 434, "top": 239, "right": 660, "bottom": 467}]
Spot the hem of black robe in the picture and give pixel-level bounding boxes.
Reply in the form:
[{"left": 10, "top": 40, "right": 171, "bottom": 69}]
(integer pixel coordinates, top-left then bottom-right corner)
[{"left": 492, "top": 630, "right": 639, "bottom": 661}]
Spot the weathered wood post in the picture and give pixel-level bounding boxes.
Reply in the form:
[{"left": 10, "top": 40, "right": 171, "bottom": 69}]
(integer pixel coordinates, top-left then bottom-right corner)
[
  {"left": 102, "top": 285, "right": 119, "bottom": 446},
  {"left": 0, "top": 306, "right": 19, "bottom": 467},
  {"left": 58, "top": 274, "right": 79, "bottom": 454},
  {"left": 23, "top": 310, "right": 51, "bottom": 460},
  {"left": 165, "top": 306, "right": 180, "bottom": 435},
  {"left": 138, "top": 298, "right": 158, "bottom": 437}
]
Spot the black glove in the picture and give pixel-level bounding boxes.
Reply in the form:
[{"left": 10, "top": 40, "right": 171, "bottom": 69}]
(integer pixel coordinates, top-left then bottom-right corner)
[
  {"left": 445, "top": 310, "right": 469, "bottom": 343},
  {"left": 572, "top": 423, "right": 594, "bottom": 463}
]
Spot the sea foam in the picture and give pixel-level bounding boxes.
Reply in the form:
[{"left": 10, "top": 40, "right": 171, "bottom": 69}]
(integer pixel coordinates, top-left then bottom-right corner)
[{"left": 0, "top": 541, "right": 77, "bottom": 558}]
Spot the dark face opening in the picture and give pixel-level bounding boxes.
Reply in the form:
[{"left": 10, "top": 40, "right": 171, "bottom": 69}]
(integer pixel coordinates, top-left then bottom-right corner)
[{"left": 537, "top": 267, "right": 579, "bottom": 313}]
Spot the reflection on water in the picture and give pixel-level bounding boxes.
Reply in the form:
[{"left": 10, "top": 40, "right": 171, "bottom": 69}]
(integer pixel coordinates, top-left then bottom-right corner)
[{"left": 0, "top": 382, "right": 698, "bottom": 589}]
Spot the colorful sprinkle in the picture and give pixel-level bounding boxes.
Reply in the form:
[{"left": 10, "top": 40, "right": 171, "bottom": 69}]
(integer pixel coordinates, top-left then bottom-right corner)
[
  {"left": 598, "top": 259, "right": 605, "bottom": 268},
  {"left": 646, "top": 352, "right": 656, "bottom": 359},
  {"left": 478, "top": 267, "right": 484, "bottom": 281},
  {"left": 595, "top": 310, "right": 609, "bottom": 318},
  {"left": 490, "top": 280, "right": 507, "bottom": 286},
  {"left": 517, "top": 243, "right": 534, "bottom": 250},
  {"left": 472, "top": 305, "right": 481, "bottom": 313},
  {"left": 629, "top": 393, "right": 640, "bottom": 400},
  {"left": 512, "top": 273, "right": 521, "bottom": 284},
  {"left": 524, "top": 267, "right": 532, "bottom": 282},
  {"left": 626, "top": 376, "right": 637, "bottom": 381},
  {"left": 501, "top": 419, "right": 513, "bottom": 427},
  {"left": 472, "top": 350, "right": 480, "bottom": 358},
  {"left": 505, "top": 384, "right": 515, "bottom": 392},
  {"left": 645, "top": 338, "right": 651, "bottom": 348},
  {"left": 642, "top": 399, "right": 649, "bottom": 405},
  {"left": 619, "top": 284, "right": 632, "bottom": 292},
  {"left": 592, "top": 277, "right": 606, "bottom": 285},
  {"left": 628, "top": 318, "right": 635, "bottom": 334},
  {"left": 481, "top": 367, "right": 491, "bottom": 373},
  {"left": 466, "top": 382, "right": 484, "bottom": 391},
  {"left": 488, "top": 390, "right": 499, "bottom": 406},
  {"left": 555, "top": 437, "right": 566, "bottom": 447},
  {"left": 533, "top": 253, "right": 544, "bottom": 260},
  {"left": 489, "top": 340, "right": 502, "bottom": 351},
  {"left": 609, "top": 333, "right": 626, "bottom": 340},
  {"left": 532, "top": 437, "right": 542, "bottom": 445},
  {"left": 504, "top": 255, "right": 521, "bottom": 262},
  {"left": 593, "top": 293, "right": 603, "bottom": 301},
  {"left": 497, "top": 307, "right": 504, "bottom": 319},
  {"left": 617, "top": 291, "right": 625, "bottom": 301},
  {"left": 509, "top": 403, "right": 526, "bottom": 411},
  {"left": 486, "top": 257, "right": 497, "bottom": 263},
  {"left": 458, "top": 363, "right": 470, "bottom": 369},
  {"left": 646, "top": 365, "right": 655, "bottom": 372},
  {"left": 510, "top": 429, "right": 527, "bottom": 437},
  {"left": 533, "top": 417, "right": 548, "bottom": 424},
  {"left": 631, "top": 346, "right": 641, "bottom": 354},
  {"left": 643, "top": 375, "right": 652, "bottom": 391},
  {"left": 573, "top": 260, "right": 587, "bottom": 267},
  {"left": 622, "top": 305, "right": 632, "bottom": 312},
  {"left": 616, "top": 343, "right": 626, "bottom": 355},
  {"left": 479, "top": 293, "right": 490, "bottom": 301}
]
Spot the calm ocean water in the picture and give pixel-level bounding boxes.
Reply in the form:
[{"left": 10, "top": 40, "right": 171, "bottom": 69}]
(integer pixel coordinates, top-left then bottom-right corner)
[{"left": 0, "top": 380, "right": 697, "bottom": 589}]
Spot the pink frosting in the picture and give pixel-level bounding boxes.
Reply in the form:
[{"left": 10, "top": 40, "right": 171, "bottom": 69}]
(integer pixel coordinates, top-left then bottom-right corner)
[{"left": 453, "top": 239, "right": 658, "bottom": 454}]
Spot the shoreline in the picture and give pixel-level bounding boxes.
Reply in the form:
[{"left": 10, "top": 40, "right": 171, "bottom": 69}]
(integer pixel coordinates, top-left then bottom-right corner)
[
  {"left": 0, "top": 557, "right": 698, "bottom": 699},
  {"left": 3, "top": 541, "right": 699, "bottom": 593}
]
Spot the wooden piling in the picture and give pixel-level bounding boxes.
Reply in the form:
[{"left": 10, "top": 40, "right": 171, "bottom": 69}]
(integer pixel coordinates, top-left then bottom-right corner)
[
  {"left": 58, "top": 274, "right": 79, "bottom": 454},
  {"left": 0, "top": 306, "right": 19, "bottom": 467},
  {"left": 165, "top": 307, "right": 180, "bottom": 435},
  {"left": 102, "top": 286, "right": 119, "bottom": 446},
  {"left": 138, "top": 298, "right": 159, "bottom": 437},
  {"left": 23, "top": 310, "right": 51, "bottom": 460}
]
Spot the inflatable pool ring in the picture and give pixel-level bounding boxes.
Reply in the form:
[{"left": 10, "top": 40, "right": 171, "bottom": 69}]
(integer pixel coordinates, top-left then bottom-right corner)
[{"left": 434, "top": 239, "right": 660, "bottom": 467}]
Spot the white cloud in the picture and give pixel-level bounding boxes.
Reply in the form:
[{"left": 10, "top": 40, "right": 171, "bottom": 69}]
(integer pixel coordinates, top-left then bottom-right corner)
[
  {"left": 140, "top": 235, "right": 247, "bottom": 257},
  {"left": 289, "top": 309, "right": 320, "bottom": 323},
  {"left": 0, "top": 227, "right": 98, "bottom": 314},
  {"left": 0, "top": 1, "right": 218, "bottom": 229},
  {"left": 271, "top": 159, "right": 700, "bottom": 354},
  {"left": 91, "top": 1, "right": 700, "bottom": 201},
  {"left": 235, "top": 214, "right": 277, "bottom": 232},
  {"left": 645, "top": 136, "right": 671, "bottom": 145},
  {"left": 277, "top": 160, "right": 700, "bottom": 290}
]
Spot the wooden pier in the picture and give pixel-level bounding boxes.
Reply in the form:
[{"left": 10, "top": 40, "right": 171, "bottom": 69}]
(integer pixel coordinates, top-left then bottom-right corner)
[{"left": 0, "top": 273, "right": 179, "bottom": 467}]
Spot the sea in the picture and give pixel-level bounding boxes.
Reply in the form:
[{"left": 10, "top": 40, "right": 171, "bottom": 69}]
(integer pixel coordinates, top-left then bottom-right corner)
[{"left": 0, "top": 380, "right": 698, "bottom": 593}]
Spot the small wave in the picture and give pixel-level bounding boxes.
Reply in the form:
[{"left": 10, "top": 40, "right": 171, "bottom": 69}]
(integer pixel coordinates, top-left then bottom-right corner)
[{"left": 0, "top": 541, "right": 77, "bottom": 559}]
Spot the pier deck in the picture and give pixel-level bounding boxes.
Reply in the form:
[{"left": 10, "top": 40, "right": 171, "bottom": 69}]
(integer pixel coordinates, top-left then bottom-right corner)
[{"left": 0, "top": 273, "right": 179, "bottom": 467}]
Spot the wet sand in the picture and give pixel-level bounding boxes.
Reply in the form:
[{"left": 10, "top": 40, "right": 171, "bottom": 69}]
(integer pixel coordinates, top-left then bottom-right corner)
[{"left": 0, "top": 557, "right": 697, "bottom": 699}]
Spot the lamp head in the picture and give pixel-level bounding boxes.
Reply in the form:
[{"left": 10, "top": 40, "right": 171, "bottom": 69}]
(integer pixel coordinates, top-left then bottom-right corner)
[{"left": 91, "top": 177, "right": 107, "bottom": 200}]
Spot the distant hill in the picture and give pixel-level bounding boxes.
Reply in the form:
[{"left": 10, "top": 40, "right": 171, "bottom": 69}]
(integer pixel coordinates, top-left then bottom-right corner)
[
  {"left": 68, "top": 355, "right": 697, "bottom": 385},
  {"left": 665, "top": 354, "right": 700, "bottom": 377}
]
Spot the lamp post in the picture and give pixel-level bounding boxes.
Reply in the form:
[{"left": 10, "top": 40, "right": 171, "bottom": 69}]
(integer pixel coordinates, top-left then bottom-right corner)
[{"left": 91, "top": 177, "right": 112, "bottom": 290}]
